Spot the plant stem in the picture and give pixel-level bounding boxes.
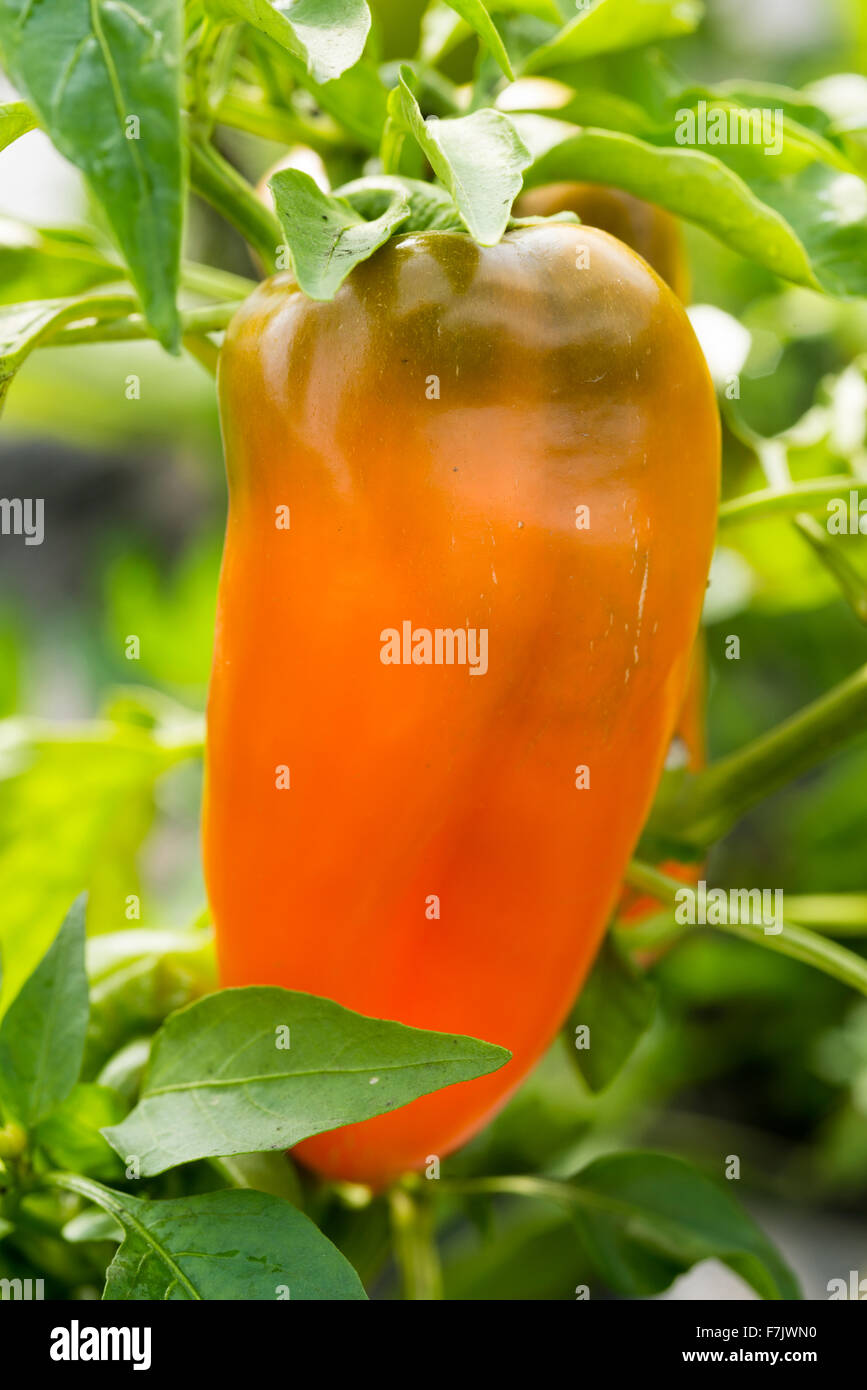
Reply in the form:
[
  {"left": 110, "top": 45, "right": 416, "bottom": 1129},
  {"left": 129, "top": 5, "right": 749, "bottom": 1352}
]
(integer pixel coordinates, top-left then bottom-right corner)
[
  {"left": 181, "top": 260, "right": 257, "bottom": 300},
  {"left": 718, "top": 477, "right": 867, "bottom": 527},
  {"left": 50, "top": 302, "right": 238, "bottom": 348},
  {"left": 649, "top": 662, "right": 867, "bottom": 848},
  {"left": 214, "top": 90, "right": 343, "bottom": 153},
  {"left": 793, "top": 512, "right": 867, "bottom": 622},
  {"left": 183, "top": 332, "right": 220, "bottom": 376},
  {"left": 388, "top": 1183, "right": 443, "bottom": 1301},
  {"left": 188, "top": 135, "right": 282, "bottom": 273}
]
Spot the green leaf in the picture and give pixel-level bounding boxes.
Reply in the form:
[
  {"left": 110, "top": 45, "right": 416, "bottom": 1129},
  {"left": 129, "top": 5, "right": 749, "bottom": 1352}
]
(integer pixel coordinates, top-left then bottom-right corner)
[
  {"left": 212, "top": 0, "right": 370, "bottom": 84},
  {"left": 0, "top": 896, "right": 88, "bottom": 1127},
  {"left": 0, "top": 99, "right": 35, "bottom": 151},
  {"left": 570, "top": 1152, "right": 801, "bottom": 1300},
  {"left": 0, "top": 293, "right": 138, "bottom": 412},
  {"left": 0, "top": 711, "right": 201, "bottom": 1015},
  {"left": 103, "top": 985, "right": 511, "bottom": 1176},
  {"left": 338, "top": 175, "right": 465, "bottom": 231},
  {"left": 518, "top": 118, "right": 819, "bottom": 288},
  {"left": 57, "top": 1178, "right": 366, "bottom": 1299},
  {"left": 566, "top": 934, "right": 656, "bottom": 1092},
  {"left": 84, "top": 929, "right": 216, "bottom": 1078},
  {"left": 0, "top": 0, "right": 184, "bottom": 349},
  {"left": 0, "top": 220, "right": 123, "bottom": 306},
  {"left": 269, "top": 168, "right": 411, "bottom": 299},
  {"left": 395, "top": 68, "right": 530, "bottom": 244},
  {"left": 442, "top": 1, "right": 513, "bottom": 78},
  {"left": 34, "top": 1083, "right": 126, "bottom": 1179},
  {"left": 523, "top": 0, "right": 703, "bottom": 73}
]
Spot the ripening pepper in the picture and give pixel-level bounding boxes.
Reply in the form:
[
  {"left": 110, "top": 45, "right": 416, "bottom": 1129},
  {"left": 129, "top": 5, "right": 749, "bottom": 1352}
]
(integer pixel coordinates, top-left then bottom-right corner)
[
  {"left": 516, "top": 181, "right": 691, "bottom": 302},
  {"left": 204, "top": 221, "right": 720, "bottom": 1184}
]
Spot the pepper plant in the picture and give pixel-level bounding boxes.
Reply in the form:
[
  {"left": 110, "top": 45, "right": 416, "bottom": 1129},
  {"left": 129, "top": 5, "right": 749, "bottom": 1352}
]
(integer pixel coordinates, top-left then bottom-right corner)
[{"left": 0, "top": 0, "right": 866, "bottom": 1301}]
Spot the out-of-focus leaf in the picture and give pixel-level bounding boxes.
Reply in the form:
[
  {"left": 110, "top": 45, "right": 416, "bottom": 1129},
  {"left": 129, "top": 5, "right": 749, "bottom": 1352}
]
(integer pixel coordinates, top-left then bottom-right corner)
[
  {"left": 523, "top": 0, "right": 703, "bottom": 74},
  {"left": 0, "top": 293, "right": 137, "bottom": 412},
  {"left": 0, "top": 99, "right": 36, "bottom": 151},
  {"left": 0, "top": 220, "right": 123, "bottom": 305},
  {"left": 570, "top": 1151, "right": 801, "bottom": 1298},
  {"left": 84, "top": 929, "right": 215, "bottom": 1078},
  {"left": 566, "top": 934, "right": 657, "bottom": 1092},
  {"left": 35, "top": 1083, "right": 126, "bottom": 1179},
  {"left": 0, "top": 897, "right": 88, "bottom": 1126},
  {"left": 0, "top": 714, "right": 200, "bottom": 1013}
]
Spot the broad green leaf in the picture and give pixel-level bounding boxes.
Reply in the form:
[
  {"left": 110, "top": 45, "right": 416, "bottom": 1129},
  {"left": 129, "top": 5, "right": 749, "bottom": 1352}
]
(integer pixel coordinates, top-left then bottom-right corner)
[
  {"left": 0, "top": 220, "right": 123, "bottom": 306},
  {"left": 442, "top": 1, "right": 513, "bottom": 78},
  {"left": 34, "top": 1083, "right": 126, "bottom": 1179},
  {"left": 0, "top": 713, "right": 201, "bottom": 1014},
  {"left": 103, "top": 985, "right": 511, "bottom": 1176},
  {"left": 395, "top": 69, "right": 530, "bottom": 244},
  {"left": 269, "top": 168, "right": 411, "bottom": 298},
  {"left": 523, "top": 0, "right": 703, "bottom": 73},
  {"left": 0, "top": 0, "right": 184, "bottom": 350},
  {"left": 566, "top": 934, "right": 656, "bottom": 1092},
  {"left": 0, "top": 896, "right": 88, "bottom": 1126},
  {"left": 0, "top": 292, "right": 137, "bottom": 412},
  {"left": 63, "top": 1181, "right": 367, "bottom": 1299},
  {"left": 518, "top": 117, "right": 819, "bottom": 288},
  {"left": 0, "top": 99, "right": 35, "bottom": 150},
  {"left": 570, "top": 1151, "right": 801, "bottom": 1299},
  {"left": 212, "top": 0, "right": 370, "bottom": 84}
]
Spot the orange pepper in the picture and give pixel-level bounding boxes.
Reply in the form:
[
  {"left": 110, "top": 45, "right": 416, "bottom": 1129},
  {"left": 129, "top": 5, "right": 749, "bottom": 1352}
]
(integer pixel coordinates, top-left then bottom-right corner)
[{"left": 204, "top": 223, "right": 720, "bottom": 1184}]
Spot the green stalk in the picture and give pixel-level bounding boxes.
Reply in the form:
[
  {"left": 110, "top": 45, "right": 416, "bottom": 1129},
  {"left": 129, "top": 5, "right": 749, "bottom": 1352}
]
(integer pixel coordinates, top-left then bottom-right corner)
[
  {"left": 50, "top": 302, "right": 238, "bottom": 348},
  {"left": 718, "top": 477, "right": 867, "bottom": 527},
  {"left": 214, "top": 90, "right": 343, "bottom": 153},
  {"left": 188, "top": 136, "right": 282, "bottom": 274},
  {"left": 793, "top": 512, "right": 867, "bottom": 622},
  {"left": 388, "top": 1183, "right": 443, "bottom": 1301},
  {"left": 648, "top": 662, "right": 867, "bottom": 849},
  {"left": 181, "top": 261, "right": 257, "bottom": 300}
]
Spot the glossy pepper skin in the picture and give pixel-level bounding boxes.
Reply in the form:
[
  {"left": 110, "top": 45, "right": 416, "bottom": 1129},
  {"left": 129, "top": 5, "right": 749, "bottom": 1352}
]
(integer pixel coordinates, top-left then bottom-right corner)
[
  {"left": 205, "top": 223, "right": 720, "bottom": 1185},
  {"left": 517, "top": 181, "right": 691, "bottom": 302}
]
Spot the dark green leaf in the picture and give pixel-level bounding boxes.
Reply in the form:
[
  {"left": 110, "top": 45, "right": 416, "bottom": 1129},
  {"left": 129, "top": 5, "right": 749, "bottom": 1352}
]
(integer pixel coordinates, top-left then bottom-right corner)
[
  {"left": 0, "top": 896, "right": 88, "bottom": 1126},
  {"left": 67, "top": 1181, "right": 367, "bottom": 1299},
  {"left": 0, "top": 0, "right": 184, "bottom": 348},
  {"left": 34, "top": 1083, "right": 126, "bottom": 1178},
  {"left": 103, "top": 985, "right": 511, "bottom": 1176},
  {"left": 566, "top": 933, "right": 656, "bottom": 1091},
  {"left": 571, "top": 1151, "right": 801, "bottom": 1299}
]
